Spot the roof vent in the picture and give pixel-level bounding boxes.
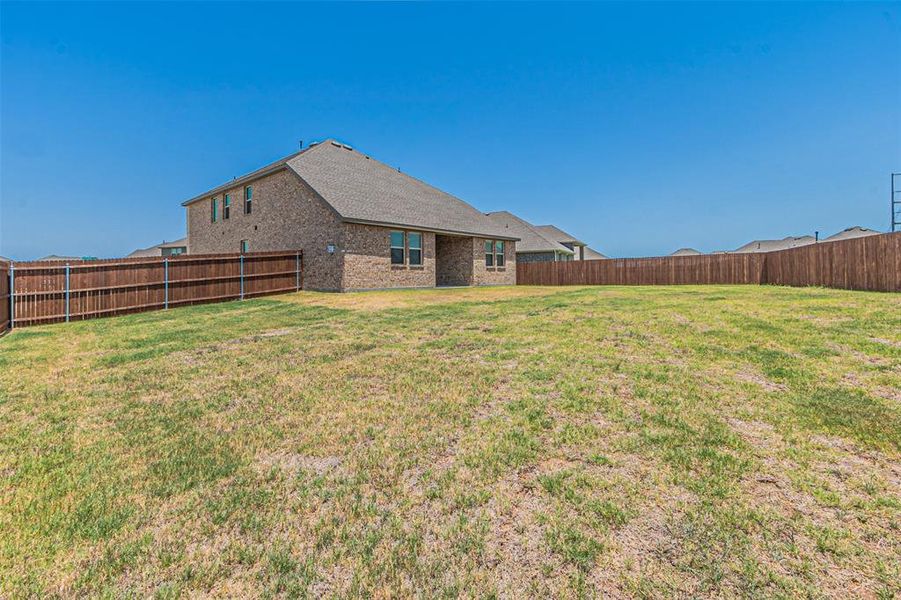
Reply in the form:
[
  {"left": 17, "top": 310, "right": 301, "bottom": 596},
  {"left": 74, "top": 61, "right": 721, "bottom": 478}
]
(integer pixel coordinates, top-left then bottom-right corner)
[
  {"left": 330, "top": 141, "right": 341, "bottom": 147},
  {"left": 342, "top": 144, "right": 353, "bottom": 150},
  {"left": 310, "top": 141, "right": 319, "bottom": 147}
]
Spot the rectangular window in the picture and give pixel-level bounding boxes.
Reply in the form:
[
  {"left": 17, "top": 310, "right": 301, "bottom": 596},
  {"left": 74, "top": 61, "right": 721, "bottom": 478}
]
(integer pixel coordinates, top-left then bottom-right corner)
[
  {"left": 485, "top": 240, "right": 494, "bottom": 267},
  {"left": 495, "top": 240, "right": 505, "bottom": 267},
  {"left": 223, "top": 194, "right": 231, "bottom": 220},
  {"left": 390, "top": 231, "right": 405, "bottom": 264},
  {"left": 211, "top": 198, "right": 218, "bottom": 223},
  {"left": 240, "top": 240, "right": 249, "bottom": 253},
  {"left": 408, "top": 232, "right": 422, "bottom": 266},
  {"left": 244, "top": 186, "right": 253, "bottom": 214}
]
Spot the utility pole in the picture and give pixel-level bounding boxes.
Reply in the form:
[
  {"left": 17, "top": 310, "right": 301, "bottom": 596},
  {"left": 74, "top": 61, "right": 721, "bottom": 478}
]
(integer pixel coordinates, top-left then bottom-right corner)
[{"left": 893, "top": 173, "right": 901, "bottom": 233}]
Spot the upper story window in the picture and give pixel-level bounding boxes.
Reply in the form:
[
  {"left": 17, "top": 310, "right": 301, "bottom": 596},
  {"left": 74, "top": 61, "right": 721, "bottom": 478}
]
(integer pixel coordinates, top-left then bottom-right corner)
[
  {"left": 211, "top": 198, "right": 218, "bottom": 223},
  {"left": 390, "top": 231, "right": 405, "bottom": 264},
  {"left": 244, "top": 186, "right": 253, "bottom": 214},
  {"left": 495, "top": 240, "right": 505, "bottom": 267},
  {"left": 485, "top": 240, "right": 494, "bottom": 267},
  {"left": 408, "top": 232, "right": 422, "bottom": 266},
  {"left": 223, "top": 194, "right": 231, "bottom": 220}
]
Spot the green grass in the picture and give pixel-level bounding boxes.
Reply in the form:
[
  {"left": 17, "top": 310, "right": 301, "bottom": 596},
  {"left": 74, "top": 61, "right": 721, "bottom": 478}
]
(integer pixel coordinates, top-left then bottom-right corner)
[{"left": 1, "top": 285, "right": 899, "bottom": 597}]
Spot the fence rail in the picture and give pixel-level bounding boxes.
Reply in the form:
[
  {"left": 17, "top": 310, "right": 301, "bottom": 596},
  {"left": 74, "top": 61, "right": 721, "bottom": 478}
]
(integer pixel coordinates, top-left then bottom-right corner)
[
  {"left": 5, "top": 250, "right": 302, "bottom": 329},
  {"left": 517, "top": 232, "right": 901, "bottom": 292},
  {"left": 0, "top": 261, "right": 9, "bottom": 334}
]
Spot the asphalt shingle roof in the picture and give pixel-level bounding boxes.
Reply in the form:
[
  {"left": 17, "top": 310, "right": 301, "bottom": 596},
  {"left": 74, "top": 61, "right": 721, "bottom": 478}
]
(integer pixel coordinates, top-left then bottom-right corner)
[
  {"left": 583, "top": 246, "right": 608, "bottom": 260},
  {"left": 670, "top": 247, "right": 702, "bottom": 256},
  {"left": 484, "top": 212, "right": 573, "bottom": 254},
  {"left": 286, "top": 141, "right": 517, "bottom": 239},
  {"left": 732, "top": 236, "right": 816, "bottom": 253},
  {"left": 534, "top": 225, "right": 585, "bottom": 246},
  {"left": 824, "top": 226, "right": 881, "bottom": 241}
]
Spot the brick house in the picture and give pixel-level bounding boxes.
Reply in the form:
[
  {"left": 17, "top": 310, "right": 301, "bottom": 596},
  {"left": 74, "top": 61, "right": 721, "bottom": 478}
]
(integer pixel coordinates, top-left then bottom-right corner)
[{"left": 183, "top": 140, "right": 517, "bottom": 291}]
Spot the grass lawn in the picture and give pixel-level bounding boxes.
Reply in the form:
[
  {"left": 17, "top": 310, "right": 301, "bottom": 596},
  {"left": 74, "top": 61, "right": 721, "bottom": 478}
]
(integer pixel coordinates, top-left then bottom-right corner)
[{"left": 1, "top": 285, "right": 899, "bottom": 598}]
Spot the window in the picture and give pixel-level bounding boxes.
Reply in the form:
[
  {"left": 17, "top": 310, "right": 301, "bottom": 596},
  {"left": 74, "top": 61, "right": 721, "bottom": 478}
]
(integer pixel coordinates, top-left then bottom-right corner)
[
  {"left": 495, "top": 240, "right": 505, "bottom": 267},
  {"left": 390, "top": 231, "right": 405, "bottom": 264},
  {"left": 408, "top": 232, "right": 422, "bottom": 266},
  {"left": 240, "top": 240, "right": 249, "bottom": 253},
  {"left": 223, "top": 194, "right": 231, "bottom": 220},
  {"left": 211, "top": 198, "right": 218, "bottom": 222},
  {"left": 244, "top": 186, "right": 253, "bottom": 214},
  {"left": 485, "top": 240, "right": 494, "bottom": 267}
]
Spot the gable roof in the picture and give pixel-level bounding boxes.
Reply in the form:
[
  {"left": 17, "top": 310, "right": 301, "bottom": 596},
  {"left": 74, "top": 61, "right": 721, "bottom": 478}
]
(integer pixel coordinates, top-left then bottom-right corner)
[
  {"left": 824, "top": 226, "right": 881, "bottom": 241},
  {"left": 184, "top": 140, "right": 517, "bottom": 240},
  {"left": 534, "top": 225, "right": 585, "bottom": 246},
  {"left": 671, "top": 247, "right": 702, "bottom": 256},
  {"left": 484, "top": 211, "right": 573, "bottom": 254},
  {"left": 732, "top": 235, "right": 816, "bottom": 253}
]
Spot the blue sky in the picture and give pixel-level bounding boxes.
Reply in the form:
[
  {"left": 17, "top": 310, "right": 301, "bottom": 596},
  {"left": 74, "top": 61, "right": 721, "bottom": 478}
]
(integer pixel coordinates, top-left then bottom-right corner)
[{"left": 1, "top": 2, "right": 899, "bottom": 260}]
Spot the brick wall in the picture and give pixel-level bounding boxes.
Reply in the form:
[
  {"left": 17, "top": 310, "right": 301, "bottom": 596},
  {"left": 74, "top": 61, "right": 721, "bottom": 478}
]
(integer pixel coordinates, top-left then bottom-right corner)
[
  {"left": 435, "top": 235, "right": 474, "bottom": 286},
  {"left": 186, "top": 169, "right": 344, "bottom": 291},
  {"left": 342, "top": 224, "right": 437, "bottom": 290},
  {"left": 471, "top": 237, "right": 516, "bottom": 286}
]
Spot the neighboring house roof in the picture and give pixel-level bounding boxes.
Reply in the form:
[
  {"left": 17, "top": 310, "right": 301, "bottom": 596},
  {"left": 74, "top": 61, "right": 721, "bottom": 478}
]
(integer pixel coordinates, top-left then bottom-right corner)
[
  {"left": 824, "top": 226, "right": 881, "bottom": 241},
  {"left": 671, "top": 247, "right": 702, "bottom": 256},
  {"left": 534, "top": 225, "right": 585, "bottom": 246},
  {"left": 583, "top": 246, "right": 608, "bottom": 260},
  {"left": 36, "top": 255, "right": 94, "bottom": 261},
  {"left": 484, "top": 211, "right": 574, "bottom": 254},
  {"left": 128, "top": 237, "right": 188, "bottom": 258},
  {"left": 183, "top": 140, "right": 517, "bottom": 241},
  {"left": 732, "top": 236, "right": 816, "bottom": 253}
]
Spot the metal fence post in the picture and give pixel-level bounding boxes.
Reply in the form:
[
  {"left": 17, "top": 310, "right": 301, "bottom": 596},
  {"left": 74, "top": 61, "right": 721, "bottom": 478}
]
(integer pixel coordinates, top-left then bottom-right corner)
[
  {"left": 239, "top": 254, "right": 245, "bottom": 300},
  {"left": 164, "top": 258, "right": 169, "bottom": 309},
  {"left": 65, "top": 263, "right": 71, "bottom": 323},
  {"left": 295, "top": 252, "right": 300, "bottom": 291},
  {"left": 8, "top": 263, "right": 14, "bottom": 330}
]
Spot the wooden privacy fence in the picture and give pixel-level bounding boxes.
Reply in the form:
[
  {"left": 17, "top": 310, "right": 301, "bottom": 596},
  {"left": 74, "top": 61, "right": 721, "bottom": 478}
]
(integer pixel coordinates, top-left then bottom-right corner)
[
  {"left": 518, "top": 253, "right": 766, "bottom": 286},
  {"left": 517, "top": 232, "right": 901, "bottom": 292},
  {"left": 6, "top": 250, "right": 302, "bottom": 329},
  {"left": 0, "top": 261, "right": 9, "bottom": 333},
  {"left": 765, "top": 232, "right": 900, "bottom": 292}
]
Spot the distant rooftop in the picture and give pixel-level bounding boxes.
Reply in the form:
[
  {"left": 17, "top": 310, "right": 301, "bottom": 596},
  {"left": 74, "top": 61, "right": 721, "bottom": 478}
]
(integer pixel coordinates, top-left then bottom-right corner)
[
  {"left": 670, "top": 247, "right": 702, "bottom": 256},
  {"left": 732, "top": 236, "right": 816, "bottom": 253},
  {"left": 824, "top": 226, "right": 881, "bottom": 242}
]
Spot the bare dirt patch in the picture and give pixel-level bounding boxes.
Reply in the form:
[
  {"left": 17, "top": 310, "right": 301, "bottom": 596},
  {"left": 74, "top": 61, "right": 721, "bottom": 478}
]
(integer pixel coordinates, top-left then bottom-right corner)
[
  {"left": 256, "top": 450, "right": 344, "bottom": 475},
  {"left": 734, "top": 370, "right": 787, "bottom": 393}
]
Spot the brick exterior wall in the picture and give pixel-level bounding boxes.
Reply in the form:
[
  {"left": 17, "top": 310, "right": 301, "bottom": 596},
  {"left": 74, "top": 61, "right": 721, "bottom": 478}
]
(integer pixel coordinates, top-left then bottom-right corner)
[
  {"left": 186, "top": 169, "right": 516, "bottom": 291},
  {"left": 341, "top": 224, "right": 436, "bottom": 290},
  {"left": 471, "top": 237, "right": 516, "bottom": 286},
  {"left": 186, "top": 169, "right": 344, "bottom": 291},
  {"left": 435, "top": 235, "right": 474, "bottom": 286}
]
